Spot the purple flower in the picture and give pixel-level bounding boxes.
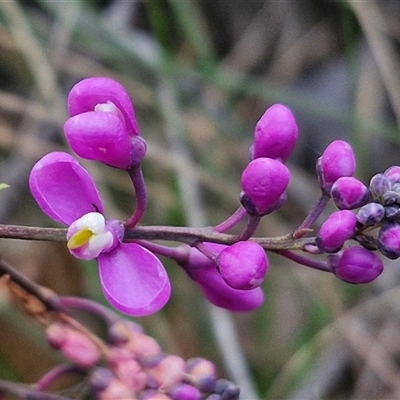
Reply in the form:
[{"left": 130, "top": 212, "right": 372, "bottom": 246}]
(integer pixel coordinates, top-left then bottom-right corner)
[
  {"left": 378, "top": 222, "right": 400, "bottom": 259},
  {"left": 216, "top": 241, "right": 268, "bottom": 290},
  {"left": 330, "top": 176, "right": 370, "bottom": 210},
  {"left": 317, "top": 140, "right": 356, "bottom": 191},
  {"left": 330, "top": 247, "right": 383, "bottom": 284},
  {"left": 316, "top": 210, "right": 357, "bottom": 253},
  {"left": 181, "top": 244, "right": 264, "bottom": 312},
  {"left": 240, "top": 157, "right": 290, "bottom": 215},
  {"left": 29, "top": 152, "right": 171, "bottom": 316},
  {"left": 250, "top": 104, "right": 298, "bottom": 162},
  {"left": 64, "top": 77, "right": 146, "bottom": 169}
]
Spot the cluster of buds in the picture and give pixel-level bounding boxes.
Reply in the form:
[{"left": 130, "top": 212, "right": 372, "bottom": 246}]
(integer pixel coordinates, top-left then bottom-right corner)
[{"left": 28, "top": 297, "right": 238, "bottom": 400}]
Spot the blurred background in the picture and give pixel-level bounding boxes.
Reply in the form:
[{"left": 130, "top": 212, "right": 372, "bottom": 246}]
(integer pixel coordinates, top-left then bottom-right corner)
[{"left": 1, "top": 1, "right": 400, "bottom": 399}]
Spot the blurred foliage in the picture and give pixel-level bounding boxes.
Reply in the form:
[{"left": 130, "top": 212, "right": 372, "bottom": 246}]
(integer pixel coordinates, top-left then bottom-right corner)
[{"left": 0, "top": 1, "right": 400, "bottom": 399}]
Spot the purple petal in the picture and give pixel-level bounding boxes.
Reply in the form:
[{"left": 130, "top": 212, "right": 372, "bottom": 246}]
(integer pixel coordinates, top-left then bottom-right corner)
[
  {"left": 98, "top": 244, "right": 171, "bottom": 316},
  {"left": 64, "top": 112, "right": 134, "bottom": 169},
  {"left": 29, "top": 152, "right": 103, "bottom": 225},
  {"left": 67, "top": 77, "right": 139, "bottom": 136}
]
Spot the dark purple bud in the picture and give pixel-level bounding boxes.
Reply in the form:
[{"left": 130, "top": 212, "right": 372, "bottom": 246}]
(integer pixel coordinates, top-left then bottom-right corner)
[
  {"left": 317, "top": 140, "right": 356, "bottom": 192},
  {"left": 384, "top": 165, "right": 400, "bottom": 185},
  {"left": 252, "top": 104, "right": 298, "bottom": 162},
  {"left": 214, "top": 380, "right": 240, "bottom": 400},
  {"left": 316, "top": 210, "right": 357, "bottom": 253},
  {"left": 331, "top": 176, "right": 370, "bottom": 210},
  {"left": 369, "top": 173, "right": 391, "bottom": 199},
  {"left": 356, "top": 203, "right": 385, "bottom": 226},
  {"left": 378, "top": 222, "right": 400, "bottom": 259},
  {"left": 385, "top": 205, "right": 400, "bottom": 220},
  {"left": 381, "top": 190, "right": 400, "bottom": 206},
  {"left": 330, "top": 247, "right": 384, "bottom": 284},
  {"left": 241, "top": 157, "right": 290, "bottom": 214},
  {"left": 216, "top": 242, "right": 268, "bottom": 290}
]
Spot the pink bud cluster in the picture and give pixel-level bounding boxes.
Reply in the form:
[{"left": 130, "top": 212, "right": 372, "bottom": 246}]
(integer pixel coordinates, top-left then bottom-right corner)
[{"left": 44, "top": 312, "right": 240, "bottom": 400}]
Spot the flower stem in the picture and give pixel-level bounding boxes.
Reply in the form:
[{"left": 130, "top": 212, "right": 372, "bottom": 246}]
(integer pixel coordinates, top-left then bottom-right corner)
[
  {"left": 125, "top": 164, "right": 147, "bottom": 228},
  {"left": 0, "top": 223, "right": 317, "bottom": 250},
  {"left": 213, "top": 206, "right": 247, "bottom": 233},
  {"left": 235, "top": 214, "right": 261, "bottom": 241},
  {"left": 293, "top": 191, "right": 331, "bottom": 238},
  {"left": 278, "top": 250, "right": 330, "bottom": 272}
]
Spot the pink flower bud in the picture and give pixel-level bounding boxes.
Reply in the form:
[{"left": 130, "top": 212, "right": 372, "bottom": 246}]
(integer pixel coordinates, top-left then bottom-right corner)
[
  {"left": 241, "top": 157, "right": 290, "bottom": 214},
  {"left": 217, "top": 242, "right": 268, "bottom": 290},
  {"left": 148, "top": 355, "right": 186, "bottom": 391},
  {"left": 330, "top": 177, "right": 370, "bottom": 210},
  {"left": 318, "top": 140, "right": 356, "bottom": 191},
  {"left": 316, "top": 210, "right": 357, "bottom": 253},
  {"left": 46, "top": 323, "right": 100, "bottom": 367},
  {"left": 251, "top": 104, "right": 298, "bottom": 162},
  {"left": 113, "top": 358, "right": 147, "bottom": 392},
  {"left": 330, "top": 247, "right": 384, "bottom": 283},
  {"left": 125, "top": 331, "right": 162, "bottom": 365},
  {"left": 186, "top": 358, "right": 217, "bottom": 392}
]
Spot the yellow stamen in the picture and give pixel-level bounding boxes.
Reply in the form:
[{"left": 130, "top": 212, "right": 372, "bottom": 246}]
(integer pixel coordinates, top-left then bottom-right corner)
[{"left": 67, "top": 229, "right": 93, "bottom": 250}]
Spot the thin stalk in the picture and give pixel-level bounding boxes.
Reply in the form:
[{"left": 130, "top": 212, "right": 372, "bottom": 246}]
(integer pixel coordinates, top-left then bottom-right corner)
[{"left": 125, "top": 164, "right": 147, "bottom": 228}]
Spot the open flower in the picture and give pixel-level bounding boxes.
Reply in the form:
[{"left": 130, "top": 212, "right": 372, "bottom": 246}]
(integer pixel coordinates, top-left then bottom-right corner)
[{"left": 29, "top": 152, "right": 170, "bottom": 316}]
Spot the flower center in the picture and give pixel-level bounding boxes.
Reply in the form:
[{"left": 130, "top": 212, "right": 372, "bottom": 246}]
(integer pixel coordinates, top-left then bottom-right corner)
[{"left": 67, "top": 212, "right": 115, "bottom": 260}]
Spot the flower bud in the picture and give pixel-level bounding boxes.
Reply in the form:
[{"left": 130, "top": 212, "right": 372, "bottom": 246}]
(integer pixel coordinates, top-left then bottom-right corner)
[
  {"left": 241, "top": 157, "right": 290, "bottom": 215},
  {"left": 385, "top": 205, "right": 400, "bottom": 220},
  {"left": 46, "top": 323, "right": 100, "bottom": 366},
  {"left": 251, "top": 104, "right": 298, "bottom": 162},
  {"left": 330, "top": 247, "right": 383, "bottom": 284},
  {"left": 317, "top": 140, "right": 356, "bottom": 191},
  {"left": 356, "top": 203, "right": 385, "bottom": 226},
  {"left": 369, "top": 173, "right": 391, "bottom": 199},
  {"left": 384, "top": 165, "right": 400, "bottom": 185},
  {"left": 316, "top": 210, "right": 357, "bottom": 253},
  {"left": 331, "top": 176, "right": 370, "bottom": 210},
  {"left": 216, "top": 242, "right": 268, "bottom": 290},
  {"left": 64, "top": 112, "right": 147, "bottom": 169},
  {"left": 214, "top": 380, "right": 240, "bottom": 400},
  {"left": 186, "top": 358, "right": 217, "bottom": 392},
  {"left": 182, "top": 244, "right": 264, "bottom": 311},
  {"left": 148, "top": 355, "right": 186, "bottom": 391},
  {"left": 169, "top": 383, "right": 202, "bottom": 400},
  {"left": 67, "top": 77, "right": 139, "bottom": 136},
  {"left": 378, "top": 222, "right": 400, "bottom": 259}
]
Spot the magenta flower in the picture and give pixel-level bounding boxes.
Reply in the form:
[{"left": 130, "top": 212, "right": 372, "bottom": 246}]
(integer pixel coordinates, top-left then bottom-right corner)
[
  {"left": 181, "top": 244, "right": 264, "bottom": 312},
  {"left": 241, "top": 157, "right": 290, "bottom": 215},
  {"left": 64, "top": 77, "right": 146, "bottom": 169},
  {"left": 250, "top": 103, "right": 298, "bottom": 162},
  {"left": 330, "top": 247, "right": 384, "bottom": 284},
  {"left": 29, "top": 152, "right": 171, "bottom": 316},
  {"left": 316, "top": 210, "right": 357, "bottom": 253},
  {"left": 317, "top": 140, "right": 356, "bottom": 191}
]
